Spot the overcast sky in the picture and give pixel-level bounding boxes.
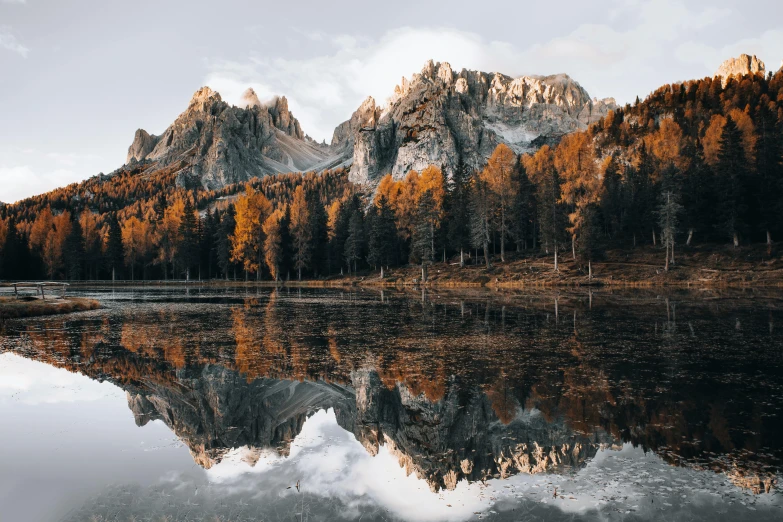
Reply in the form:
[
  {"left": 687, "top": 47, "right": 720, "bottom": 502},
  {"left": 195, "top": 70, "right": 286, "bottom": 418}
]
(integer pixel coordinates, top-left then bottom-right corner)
[{"left": 1, "top": 0, "right": 781, "bottom": 203}]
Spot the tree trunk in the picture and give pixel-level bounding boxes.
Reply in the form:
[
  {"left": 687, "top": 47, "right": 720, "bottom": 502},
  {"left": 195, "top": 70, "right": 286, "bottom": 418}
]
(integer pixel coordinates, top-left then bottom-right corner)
[
  {"left": 500, "top": 210, "right": 506, "bottom": 263},
  {"left": 421, "top": 264, "right": 427, "bottom": 283},
  {"left": 298, "top": 267, "right": 302, "bottom": 281},
  {"left": 588, "top": 260, "right": 592, "bottom": 280},
  {"left": 664, "top": 244, "right": 669, "bottom": 271},
  {"left": 671, "top": 240, "right": 675, "bottom": 265},
  {"left": 571, "top": 236, "right": 576, "bottom": 260},
  {"left": 733, "top": 233, "right": 739, "bottom": 248},
  {"left": 459, "top": 248, "right": 464, "bottom": 268},
  {"left": 112, "top": 266, "right": 115, "bottom": 283},
  {"left": 767, "top": 230, "right": 772, "bottom": 255},
  {"left": 554, "top": 248, "right": 558, "bottom": 272},
  {"left": 686, "top": 228, "right": 694, "bottom": 246},
  {"left": 652, "top": 229, "right": 657, "bottom": 247},
  {"left": 380, "top": 266, "right": 384, "bottom": 278},
  {"left": 484, "top": 241, "right": 490, "bottom": 269}
]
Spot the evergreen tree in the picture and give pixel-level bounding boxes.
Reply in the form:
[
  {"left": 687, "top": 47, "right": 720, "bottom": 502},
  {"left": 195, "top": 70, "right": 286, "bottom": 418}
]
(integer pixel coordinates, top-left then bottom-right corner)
[
  {"left": 105, "top": 214, "right": 124, "bottom": 281},
  {"left": 470, "top": 178, "right": 492, "bottom": 269},
  {"left": 447, "top": 160, "right": 472, "bottom": 266},
  {"left": 0, "top": 218, "right": 24, "bottom": 279},
  {"left": 216, "top": 205, "right": 235, "bottom": 280},
  {"left": 344, "top": 210, "right": 364, "bottom": 274},
  {"left": 657, "top": 190, "right": 683, "bottom": 270},
  {"left": 509, "top": 164, "right": 535, "bottom": 252},
  {"left": 714, "top": 117, "right": 749, "bottom": 246},
  {"left": 65, "top": 214, "right": 85, "bottom": 281},
  {"left": 290, "top": 186, "right": 312, "bottom": 280},
  {"left": 177, "top": 198, "right": 199, "bottom": 279},
  {"left": 200, "top": 209, "right": 218, "bottom": 279},
  {"left": 412, "top": 190, "right": 437, "bottom": 267},
  {"left": 307, "top": 192, "right": 328, "bottom": 277},
  {"left": 367, "top": 196, "right": 396, "bottom": 272}
]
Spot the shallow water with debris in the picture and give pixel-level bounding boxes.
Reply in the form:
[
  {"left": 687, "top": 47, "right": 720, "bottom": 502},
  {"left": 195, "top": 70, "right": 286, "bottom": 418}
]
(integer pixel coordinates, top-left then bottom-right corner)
[{"left": 1, "top": 286, "right": 782, "bottom": 521}]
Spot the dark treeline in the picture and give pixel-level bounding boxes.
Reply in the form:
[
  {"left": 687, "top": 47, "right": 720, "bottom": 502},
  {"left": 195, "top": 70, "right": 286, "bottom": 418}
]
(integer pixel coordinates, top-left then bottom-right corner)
[{"left": 1, "top": 70, "right": 782, "bottom": 281}]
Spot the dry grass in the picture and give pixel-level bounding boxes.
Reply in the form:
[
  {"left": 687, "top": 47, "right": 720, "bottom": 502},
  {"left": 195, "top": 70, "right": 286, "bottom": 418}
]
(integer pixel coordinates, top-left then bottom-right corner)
[{"left": 0, "top": 296, "right": 101, "bottom": 319}]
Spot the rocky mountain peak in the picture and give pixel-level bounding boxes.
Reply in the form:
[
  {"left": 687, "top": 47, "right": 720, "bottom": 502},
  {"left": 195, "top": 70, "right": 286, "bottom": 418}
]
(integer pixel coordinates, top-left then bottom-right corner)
[
  {"left": 240, "top": 88, "right": 262, "bottom": 108},
  {"left": 715, "top": 54, "right": 766, "bottom": 87},
  {"left": 124, "top": 86, "right": 333, "bottom": 189},
  {"left": 188, "top": 86, "right": 221, "bottom": 107},
  {"left": 347, "top": 59, "right": 616, "bottom": 185}
]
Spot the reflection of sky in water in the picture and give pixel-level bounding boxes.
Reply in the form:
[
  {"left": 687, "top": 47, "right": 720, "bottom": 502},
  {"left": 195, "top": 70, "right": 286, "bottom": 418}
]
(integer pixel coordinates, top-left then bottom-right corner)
[{"left": 2, "top": 353, "right": 782, "bottom": 521}]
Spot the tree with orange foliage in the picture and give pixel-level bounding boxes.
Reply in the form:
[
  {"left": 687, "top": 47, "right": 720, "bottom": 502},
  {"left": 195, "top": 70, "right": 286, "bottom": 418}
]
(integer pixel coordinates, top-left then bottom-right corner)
[
  {"left": 231, "top": 187, "right": 273, "bottom": 279},
  {"left": 523, "top": 146, "right": 566, "bottom": 270},
  {"left": 481, "top": 144, "right": 518, "bottom": 262},
  {"left": 156, "top": 197, "right": 185, "bottom": 280},
  {"left": 556, "top": 133, "right": 603, "bottom": 272},
  {"left": 122, "top": 216, "right": 152, "bottom": 281},
  {"left": 411, "top": 165, "right": 445, "bottom": 269},
  {"left": 289, "top": 185, "right": 311, "bottom": 280},
  {"left": 262, "top": 208, "right": 284, "bottom": 281}
]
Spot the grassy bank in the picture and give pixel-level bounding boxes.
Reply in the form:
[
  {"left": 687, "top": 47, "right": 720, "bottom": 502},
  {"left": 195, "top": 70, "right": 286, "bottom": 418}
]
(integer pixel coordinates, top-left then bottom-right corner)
[
  {"left": 57, "top": 244, "right": 783, "bottom": 289},
  {"left": 0, "top": 296, "right": 101, "bottom": 319}
]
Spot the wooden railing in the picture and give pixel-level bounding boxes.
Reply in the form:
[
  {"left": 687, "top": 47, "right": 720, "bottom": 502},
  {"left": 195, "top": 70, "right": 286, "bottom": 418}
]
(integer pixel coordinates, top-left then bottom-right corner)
[{"left": 0, "top": 282, "right": 69, "bottom": 300}]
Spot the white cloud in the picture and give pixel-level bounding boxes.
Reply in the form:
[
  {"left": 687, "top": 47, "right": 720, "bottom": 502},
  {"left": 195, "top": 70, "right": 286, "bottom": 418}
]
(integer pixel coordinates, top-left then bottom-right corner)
[
  {"left": 0, "top": 353, "right": 125, "bottom": 405},
  {"left": 0, "top": 25, "right": 29, "bottom": 57},
  {"left": 676, "top": 29, "right": 783, "bottom": 73},
  {"left": 0, "top": 165, "right": 82, "bottom": 203},
  {"left": 46, "top": 152, "right": 102, "bottom": 167},
  {"left": 204, "top": 1, "right": 736, "bottom": 143}
]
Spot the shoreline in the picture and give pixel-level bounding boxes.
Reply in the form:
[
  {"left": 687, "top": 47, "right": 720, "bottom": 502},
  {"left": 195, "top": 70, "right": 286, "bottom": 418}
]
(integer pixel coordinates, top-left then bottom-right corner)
[
  {"left": 0, "top": 297, "right": 101, "bottom": 319},
  {"left": 6, "top": 246, "right": 781, "bottom": 290}
]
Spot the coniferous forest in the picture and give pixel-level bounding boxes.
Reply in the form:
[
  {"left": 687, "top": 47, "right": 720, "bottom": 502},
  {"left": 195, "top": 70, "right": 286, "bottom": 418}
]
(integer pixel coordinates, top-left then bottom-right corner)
[{"left": 1, "top": 71, "right": 782, "bottom": 282}]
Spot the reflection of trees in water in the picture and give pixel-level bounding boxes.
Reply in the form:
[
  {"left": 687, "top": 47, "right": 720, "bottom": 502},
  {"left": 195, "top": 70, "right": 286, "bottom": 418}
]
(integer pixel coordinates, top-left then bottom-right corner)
[{"left": 3, "top": 289, "right": 782, "bottom": 493}]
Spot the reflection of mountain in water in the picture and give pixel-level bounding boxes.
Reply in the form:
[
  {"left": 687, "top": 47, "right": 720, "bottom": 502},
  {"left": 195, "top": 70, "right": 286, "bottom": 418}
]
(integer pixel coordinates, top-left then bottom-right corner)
[
  {"left": 3, "top": 288, "right": 781, "bottom": 493},
  {"left": 124, "top": 362, "right": 611, "bottom": 491}
]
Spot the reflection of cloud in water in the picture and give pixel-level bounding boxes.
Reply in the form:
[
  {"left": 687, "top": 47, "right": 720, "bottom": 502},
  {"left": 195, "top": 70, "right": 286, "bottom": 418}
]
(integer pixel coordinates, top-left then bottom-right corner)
[
  {"left": 0, "top": 353, "right": 124, "bottom": 405},
  {"left": 162, "top": 409, "right": 780, "bottom": 522}
]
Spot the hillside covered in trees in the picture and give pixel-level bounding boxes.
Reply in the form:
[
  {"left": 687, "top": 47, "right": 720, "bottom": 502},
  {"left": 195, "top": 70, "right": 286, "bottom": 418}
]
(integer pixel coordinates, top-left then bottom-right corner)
[{"left": 1, "top": 68, "right": 782, "bottom": 284}]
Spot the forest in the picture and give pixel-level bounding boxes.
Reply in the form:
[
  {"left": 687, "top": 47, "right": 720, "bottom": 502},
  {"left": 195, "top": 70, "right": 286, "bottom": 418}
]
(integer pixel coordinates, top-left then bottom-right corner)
[{"left": 1, "top": 70, "right": 782, "bottom": 282}]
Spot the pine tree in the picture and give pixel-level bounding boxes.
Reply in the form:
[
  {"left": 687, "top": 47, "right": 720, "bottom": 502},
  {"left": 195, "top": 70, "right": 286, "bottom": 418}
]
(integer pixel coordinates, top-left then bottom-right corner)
[
  {"left": 657, "top": 190, "right": 683, "bottom": 270},
  {"left": 509, "top": 163, "right": 535, "bottom": 252},
  {"left": 262, "top": 209, "right": 284, "bottom": 281},
  {"left": 65, "top": 214, "right": 85, "bottom": 281},
  {"left": 470, "top": 178, "right": 492, "bottom": 269},
  {"left": 481, "top": 144, "right": 518, "bottom": 262},
  {"left": 344, "top": 210, "right": 364, "bottom": 274},
  {"left": 216, "top": 205, "right": 235, "bottom": 280},
  {"left": 177, "top": 198, "right": 199, "bottom": 279},
  {"left": 412, "top": 190, "right": 437, "bottom": 269},
  {"left": 447, "top": 160, "right": 472, "bottom": 266},
  {"left": 200, "top": 209, "right": 218, "bottom": 280},
  {"left": 105, "top": 214, "right": 124, "bottom": 281},
  {"left": 307, "top": 191, "right": 328, "bottom": 277},
  {"left": 367, "top": 196, "right": 396, "bottom": 273},
  {"left": 715, "top": 117, "right": 749, "bottom": 246},
  {"left": 290, "top": 185, "right": 312, "bottom": 280}
]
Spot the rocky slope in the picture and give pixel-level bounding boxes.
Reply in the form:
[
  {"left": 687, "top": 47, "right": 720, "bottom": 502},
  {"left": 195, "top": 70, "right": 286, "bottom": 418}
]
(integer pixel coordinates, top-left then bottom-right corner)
[
  {"left": 123, "top": 61, "right": 614, "bottom": 190},
  {"left": 714, "top": 54, "right": 766, "bottom": 87},
  {"left": 125, "top": 87, "right": 336, "bottom": 190},
  {"left": 340, "top": 60, "right": 616, "bottom": 185}
]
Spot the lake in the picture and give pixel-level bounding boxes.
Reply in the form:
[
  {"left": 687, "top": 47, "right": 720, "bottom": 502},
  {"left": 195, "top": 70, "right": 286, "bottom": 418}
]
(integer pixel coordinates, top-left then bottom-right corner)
[{"left": 1, "top": 286, "right": 782, "bottom": 521}]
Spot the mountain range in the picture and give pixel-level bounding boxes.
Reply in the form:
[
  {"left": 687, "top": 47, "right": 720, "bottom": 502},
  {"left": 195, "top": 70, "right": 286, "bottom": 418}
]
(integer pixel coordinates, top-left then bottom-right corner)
[{"left": 124, "top": 60, "right": 618, "bottom": 190}]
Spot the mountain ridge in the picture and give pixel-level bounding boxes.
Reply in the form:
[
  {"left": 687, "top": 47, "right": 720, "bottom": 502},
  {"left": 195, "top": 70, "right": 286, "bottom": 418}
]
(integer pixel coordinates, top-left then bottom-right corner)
[{"left": 121, "top": 60, "right": 616, "bottom": 191}]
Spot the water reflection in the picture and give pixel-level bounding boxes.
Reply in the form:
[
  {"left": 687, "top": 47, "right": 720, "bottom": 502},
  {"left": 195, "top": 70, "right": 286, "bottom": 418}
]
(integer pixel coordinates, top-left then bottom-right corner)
[{"left": 2, "top": 287, "right": 783, "bottom": 520}]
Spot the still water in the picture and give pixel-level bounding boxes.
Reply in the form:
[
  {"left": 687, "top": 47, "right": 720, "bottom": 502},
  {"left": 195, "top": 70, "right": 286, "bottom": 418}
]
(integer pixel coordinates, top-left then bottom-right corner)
[{"left": 1, "top": 286, "right": 782, "bottom": 521}]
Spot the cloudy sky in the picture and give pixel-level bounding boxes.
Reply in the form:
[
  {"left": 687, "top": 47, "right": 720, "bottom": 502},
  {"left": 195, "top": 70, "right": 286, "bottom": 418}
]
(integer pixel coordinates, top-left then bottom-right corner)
[{"left": 1, "top": 0, "right": 781, "bottom": 203}]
